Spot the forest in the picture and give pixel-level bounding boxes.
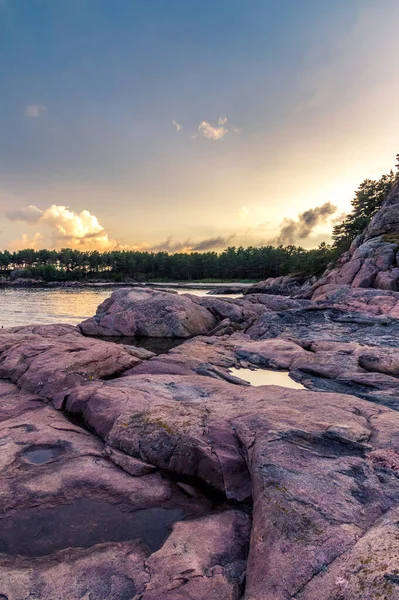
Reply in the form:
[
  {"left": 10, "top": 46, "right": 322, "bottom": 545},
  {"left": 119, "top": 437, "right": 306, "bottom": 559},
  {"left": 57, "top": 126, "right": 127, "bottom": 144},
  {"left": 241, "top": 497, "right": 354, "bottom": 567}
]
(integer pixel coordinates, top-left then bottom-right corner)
[{"left": 2, "top": 160, "right": 397, "bottom": 283}]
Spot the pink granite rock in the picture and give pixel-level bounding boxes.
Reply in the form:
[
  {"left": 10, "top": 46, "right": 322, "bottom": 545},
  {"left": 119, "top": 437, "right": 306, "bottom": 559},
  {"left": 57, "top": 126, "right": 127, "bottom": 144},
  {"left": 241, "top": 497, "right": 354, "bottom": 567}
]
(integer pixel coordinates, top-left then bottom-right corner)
[
  {"left": 0, "top": 324, "right": 140, "bottom": 402},
  {"left": 80, "top": 288, "right": 217, "bottom": 337}
]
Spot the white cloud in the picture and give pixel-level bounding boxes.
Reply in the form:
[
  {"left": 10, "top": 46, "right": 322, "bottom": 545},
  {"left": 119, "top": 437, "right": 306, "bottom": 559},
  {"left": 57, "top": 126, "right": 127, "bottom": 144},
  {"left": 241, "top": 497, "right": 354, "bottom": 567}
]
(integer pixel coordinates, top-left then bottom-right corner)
[
  {"left": 25, "top": 104, "right": 47, "bottom": 118},
  {"left": 218, "top": 116, "right": 227, "bottom": 125},
  {"left": 7, "top": 204, "right": 117, "bottom": 250},
  {"left": 172, "top": 120, "right": 182, "bottom": 131},
  {"left": 196, "top": 119, "right": 229, "bottom": 141}
]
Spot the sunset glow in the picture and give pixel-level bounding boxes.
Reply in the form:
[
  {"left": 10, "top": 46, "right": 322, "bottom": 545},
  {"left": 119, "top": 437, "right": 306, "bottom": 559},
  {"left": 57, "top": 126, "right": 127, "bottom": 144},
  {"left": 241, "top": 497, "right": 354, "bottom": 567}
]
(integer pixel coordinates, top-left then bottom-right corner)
[{"left": 1, "top": 0, "right": 398, "bottom": 251}]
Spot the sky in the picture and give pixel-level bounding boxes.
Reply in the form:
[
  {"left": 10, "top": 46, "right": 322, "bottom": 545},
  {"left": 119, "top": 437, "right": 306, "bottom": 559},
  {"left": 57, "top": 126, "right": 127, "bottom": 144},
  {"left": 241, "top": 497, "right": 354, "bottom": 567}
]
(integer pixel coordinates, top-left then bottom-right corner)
[{"left": 1, "top": 0, "right": 399, "bottom": 253}]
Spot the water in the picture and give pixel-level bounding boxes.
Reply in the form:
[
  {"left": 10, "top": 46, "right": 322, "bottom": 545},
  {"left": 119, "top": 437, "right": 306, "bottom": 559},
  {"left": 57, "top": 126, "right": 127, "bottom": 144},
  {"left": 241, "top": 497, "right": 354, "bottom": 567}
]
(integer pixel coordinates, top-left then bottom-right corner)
[
  {"left": 21, "top": 445, "right": 67, "bottom": 465},
  {"left": 0, "top": 498, "right": 183, "bottom": 557},
  {"left": 94, "top": 335, "right": 183, "bottom": 355},
  {"left": 229, "top": 367, "right": 305, "bottom": 389},
  {"left": 0, "top": 286, "right": 232, "bottom": 328}
]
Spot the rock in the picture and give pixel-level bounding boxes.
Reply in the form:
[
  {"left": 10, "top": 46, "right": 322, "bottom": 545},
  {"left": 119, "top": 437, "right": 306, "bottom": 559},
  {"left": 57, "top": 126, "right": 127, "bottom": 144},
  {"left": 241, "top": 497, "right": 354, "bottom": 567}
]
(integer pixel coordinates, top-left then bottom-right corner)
[
  {"left": 351, "top": 259, "right": 379, "bottom": 288},
  {"left": 79, "top": 288, "right": 217, "bottom": 338},
  {"left": 0, "top": 324, "right": 140, "bottom": 403},
  {"left": 244, "top": 275, "right": 306, "bottom": 297},
  {"left": 295, "top": 506, "right": 399, "bottom": 600},
  {"left": 207, "top": 285, "right": 246, "bottom": 295},
  {"left": 364, "top": 179, "right": 399, "bottom": 240},
  {"left": 0, "top": 312, "right": 398, "bottom": 599},
  {"left": 236, "top": 338, "right": 306, "bottom": 369},
  {"left": 242, "top": 294, "right": 312, "bottom": 311},
  {"left": 314, "top": 286, "right": 399, "bottom": 317},
  {"left": 335, "top": 257, "right": 363, "bottom": 284},
  {"left": 358, "top": 346, "right": 399, "bottom": 376},
  {"left": 121, "top": 344, "right": 156, "bottom": 360},
  {"left": 56, "top": 373, "right": 399, "bottom": 600},
  {"left": 246, "top": 305, "right": 399, "bottom": 346},
  {"left": 0, "top": 379, "right": 249, "bottom": 600},
  {"left": 141, "top": 511, "right": 251, "bottom": 599},
  {"left": 309, "top": 181, "right": 399, "bottom": 298}
]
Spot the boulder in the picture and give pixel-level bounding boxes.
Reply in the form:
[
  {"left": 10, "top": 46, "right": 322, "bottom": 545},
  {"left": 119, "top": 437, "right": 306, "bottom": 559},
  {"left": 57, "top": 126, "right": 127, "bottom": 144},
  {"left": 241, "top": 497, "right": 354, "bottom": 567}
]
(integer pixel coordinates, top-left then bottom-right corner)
[
  {"left": 0, "top": 324, "right": 140, "bottom": 402},
  {"left": 244, "top": 275, "right": 308, "bottom": 297},
  {"left": 79, "top": 288, "right": 217, "bottom": 338}
]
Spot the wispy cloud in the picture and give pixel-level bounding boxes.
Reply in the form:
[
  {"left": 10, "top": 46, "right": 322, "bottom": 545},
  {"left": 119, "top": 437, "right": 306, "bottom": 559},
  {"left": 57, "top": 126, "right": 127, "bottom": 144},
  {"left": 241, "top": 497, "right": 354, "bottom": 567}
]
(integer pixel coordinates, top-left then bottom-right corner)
[
  {"left": 271, "top": 202, "right": 337, "bottom": 246},
  {"left": 9, "top": 233, "right": 44, "bottom": 251},
  {"left": 149, "top": 234, "right": 236, "bottom": 253},
  {"left": 172, "top": 120, "right": 182, "bottom": 131},
  {"left": 150, "top": 235, "right": 192, "bottom": 253},
  {"left": 25, "top": 104, "right": 47, "bottom": 118},
  {"left": 6, "top": 205, "right": 43, "bottom": 223},
  {"left": 191, "top": 234, "right": 235, "bottom": 251},
  {"left": 196, "top": 118, "right": 229, "bottom": 141}
]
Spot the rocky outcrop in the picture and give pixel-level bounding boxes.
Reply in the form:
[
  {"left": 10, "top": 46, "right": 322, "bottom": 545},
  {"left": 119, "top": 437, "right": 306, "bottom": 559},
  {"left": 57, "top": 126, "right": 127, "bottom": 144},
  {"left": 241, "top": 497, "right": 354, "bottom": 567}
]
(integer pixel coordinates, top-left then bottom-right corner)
[
  {"left": 0, "top": 324, "right": 140, "bottom": 401},
  {"left": 244, "top": 275, "right": 313, "bottom": 296},
  {"left": 310, "top": 179, "right": 399, "bottom": 297},
  {"left": 79, "top": 288, "right": 217, "bottom": 338},
  {"left": 25, "top": 363, "right": 399, "bottom": 599},
  {"left": 0, "top": 287, "right": 399, "bottom": 599},
  {"left": 0, "top": 377, "right": 250, "bottom": 599},
  {"left": 311, "top": 286, "right": 399, "bottom": 317}
]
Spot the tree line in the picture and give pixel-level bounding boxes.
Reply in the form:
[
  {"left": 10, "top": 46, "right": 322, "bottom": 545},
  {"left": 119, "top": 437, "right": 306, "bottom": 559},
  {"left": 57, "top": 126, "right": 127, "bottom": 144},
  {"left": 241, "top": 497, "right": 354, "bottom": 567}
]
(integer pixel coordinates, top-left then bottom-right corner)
[
  {"left": 0, "top": 244, "right": 337, "bottom": 282},
  {"left": 2, "top": 155, "right": 398, "bottom": 283}
]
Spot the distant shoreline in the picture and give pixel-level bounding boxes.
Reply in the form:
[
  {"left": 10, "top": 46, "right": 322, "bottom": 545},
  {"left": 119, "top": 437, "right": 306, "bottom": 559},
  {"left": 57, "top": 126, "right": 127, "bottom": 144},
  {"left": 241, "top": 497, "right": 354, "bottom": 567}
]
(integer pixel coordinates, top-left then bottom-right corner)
[{"left": 0, "top": 280, "right": 252, "bottom": 292}]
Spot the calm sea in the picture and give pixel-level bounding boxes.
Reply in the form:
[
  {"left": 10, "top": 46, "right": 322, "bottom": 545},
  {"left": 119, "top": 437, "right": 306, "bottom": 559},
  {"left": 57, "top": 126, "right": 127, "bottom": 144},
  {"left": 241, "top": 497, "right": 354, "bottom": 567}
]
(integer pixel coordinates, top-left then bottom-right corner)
[{"left": 0, "top": 287, "right": 236, "bottom": 328}]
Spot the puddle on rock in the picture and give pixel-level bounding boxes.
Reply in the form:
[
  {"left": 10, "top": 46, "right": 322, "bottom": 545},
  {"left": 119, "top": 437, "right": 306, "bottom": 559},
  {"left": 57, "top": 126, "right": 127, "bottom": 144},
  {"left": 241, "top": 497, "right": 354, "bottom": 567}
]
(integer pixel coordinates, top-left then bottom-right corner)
[
  {"left": 0, "top": 498, "right": 183, "bottom": 557},
  {"left": 230, "top": 367, "right": 305, "bottom": 389},
  {"left": 21, "top": 445, "right": 67, "bottom": 465}
]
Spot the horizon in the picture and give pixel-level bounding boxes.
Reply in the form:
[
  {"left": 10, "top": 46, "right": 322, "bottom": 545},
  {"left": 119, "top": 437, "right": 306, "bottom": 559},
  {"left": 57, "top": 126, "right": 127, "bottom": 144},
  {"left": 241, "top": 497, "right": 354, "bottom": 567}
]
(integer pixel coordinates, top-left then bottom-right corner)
[{"left": 1, "top": 0, "right": 399, "bottom": 253}]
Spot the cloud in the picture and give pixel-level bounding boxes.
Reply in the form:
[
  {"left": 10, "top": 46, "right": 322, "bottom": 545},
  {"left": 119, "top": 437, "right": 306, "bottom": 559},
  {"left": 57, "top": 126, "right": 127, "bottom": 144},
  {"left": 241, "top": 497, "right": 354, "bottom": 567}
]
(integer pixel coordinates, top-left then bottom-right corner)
[
  {"left": 7, "top": 204, "right": 117, "bottom": 250},
  {"left": 150, "top": 235, "right": 192, "bottom": 253},
  {"left": 148, "top": 234, "right": 236, "bottom": 253},
  {"left": 6, "top": 205, "right": 43, "bottom": 223},
  {"left": 191, "top": 234, "right": 236, "bottom": 251},
  {"left": 8, "top": 233, "right": 44, "bottom": 251},
  {"left": 25, "top": 104, "right": 47, "bottom": 118},
  {"left": 272, "top": 202, "right": 337, "bottom": 246},
  {"left": 172, "top": 120, "right": 182, "bottom": 131},
  {"left": 196, "top": 118, "right": 228, "bottom": 141}
]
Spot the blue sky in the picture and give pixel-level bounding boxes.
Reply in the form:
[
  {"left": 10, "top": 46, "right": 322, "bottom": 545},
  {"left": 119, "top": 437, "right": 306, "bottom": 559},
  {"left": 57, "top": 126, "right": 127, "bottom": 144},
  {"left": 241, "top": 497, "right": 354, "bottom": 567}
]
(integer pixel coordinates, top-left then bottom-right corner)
[{"left": 1, "top": 0, "right": 398, "bottom": 251}]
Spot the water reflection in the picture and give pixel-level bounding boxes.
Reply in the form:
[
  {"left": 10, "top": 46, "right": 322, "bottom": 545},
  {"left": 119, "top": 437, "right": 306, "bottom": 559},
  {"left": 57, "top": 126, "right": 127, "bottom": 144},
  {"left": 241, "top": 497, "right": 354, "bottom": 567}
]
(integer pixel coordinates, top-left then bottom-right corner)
[
  {"left": 0, "top": 286, "right": 230, "bottom": 328},
  {"left": 229, "top": 367, "right": 305, "bottom": 389},
  {"left": 0, "top": 498, "right": 183, "bottom": 557}
]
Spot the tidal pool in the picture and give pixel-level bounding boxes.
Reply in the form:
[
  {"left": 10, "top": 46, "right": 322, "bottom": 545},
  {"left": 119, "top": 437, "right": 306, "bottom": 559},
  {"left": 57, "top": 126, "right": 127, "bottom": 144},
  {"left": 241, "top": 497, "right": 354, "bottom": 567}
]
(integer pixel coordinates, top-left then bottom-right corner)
[
  {"left": 230, "top": 367, "right": 305, "bottom": 389},
  {"left": 21, "top": 445, "right": 66, "bottom": 465},
  {"left": 0, "top": 498, "right": 183, "bottom": 557}
]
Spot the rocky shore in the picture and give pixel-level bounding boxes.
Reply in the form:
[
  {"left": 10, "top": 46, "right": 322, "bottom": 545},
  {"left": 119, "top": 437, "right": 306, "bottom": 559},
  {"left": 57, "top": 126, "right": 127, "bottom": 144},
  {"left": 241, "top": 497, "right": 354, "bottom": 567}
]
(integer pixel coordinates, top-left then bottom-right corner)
[
  {"left": 1, "top": 184, "right": 399, "bottom": 599},
  {"left": 0, "top": 281, "right": 398, "bottom": 598}
]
